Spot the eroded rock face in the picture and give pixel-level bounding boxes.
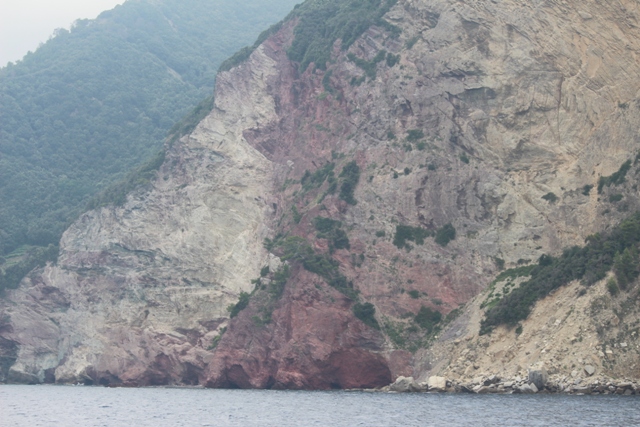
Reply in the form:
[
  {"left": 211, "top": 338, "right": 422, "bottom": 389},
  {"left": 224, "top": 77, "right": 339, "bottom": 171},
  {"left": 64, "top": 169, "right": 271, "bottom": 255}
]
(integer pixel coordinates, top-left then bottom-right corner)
[
  {"left": 205, "top": 268, "right": 391, "bottom": 390},
  {"left": 3, "top": 0, "right": 640, "bottom": 386}
]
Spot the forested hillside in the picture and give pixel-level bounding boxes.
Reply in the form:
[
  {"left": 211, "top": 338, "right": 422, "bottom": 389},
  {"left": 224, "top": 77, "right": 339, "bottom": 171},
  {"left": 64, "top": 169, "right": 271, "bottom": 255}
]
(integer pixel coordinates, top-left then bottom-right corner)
[{"left": 0, "top": 0, "right": 299, "bottom": 258}]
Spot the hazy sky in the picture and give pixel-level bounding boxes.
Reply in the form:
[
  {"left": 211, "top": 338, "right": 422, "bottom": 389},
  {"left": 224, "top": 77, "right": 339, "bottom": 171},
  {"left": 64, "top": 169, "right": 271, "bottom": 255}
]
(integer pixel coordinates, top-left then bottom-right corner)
[{"left": 0, "top": 0, "right": 125, "bottom": 67}]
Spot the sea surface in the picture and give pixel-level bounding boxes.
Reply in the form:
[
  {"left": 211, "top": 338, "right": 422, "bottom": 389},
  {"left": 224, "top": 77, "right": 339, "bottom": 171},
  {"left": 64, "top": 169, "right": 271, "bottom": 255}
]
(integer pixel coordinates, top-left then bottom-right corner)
[{"left": 1, "top": 385, "right": 639, "bottom": 426}]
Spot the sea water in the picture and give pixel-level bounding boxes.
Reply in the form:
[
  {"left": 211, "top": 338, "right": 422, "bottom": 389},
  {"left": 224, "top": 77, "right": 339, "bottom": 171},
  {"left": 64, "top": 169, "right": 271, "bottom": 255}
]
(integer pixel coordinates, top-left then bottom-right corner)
[{"left": 1, "top": 385, "right": 639, "bottom": 426}]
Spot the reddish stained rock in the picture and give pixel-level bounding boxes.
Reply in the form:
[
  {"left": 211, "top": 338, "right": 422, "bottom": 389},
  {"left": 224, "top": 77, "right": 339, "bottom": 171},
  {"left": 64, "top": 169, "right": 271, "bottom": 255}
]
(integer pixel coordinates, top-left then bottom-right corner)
[{"left": 204, "top": 268, "right": 391, "bottom": 390}]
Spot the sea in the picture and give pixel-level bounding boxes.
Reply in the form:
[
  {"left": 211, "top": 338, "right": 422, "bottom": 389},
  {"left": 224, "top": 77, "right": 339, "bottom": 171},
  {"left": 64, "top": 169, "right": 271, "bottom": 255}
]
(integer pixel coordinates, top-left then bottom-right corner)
[{"left": 1, "top": 385, "right": 639, "bottom": 426}]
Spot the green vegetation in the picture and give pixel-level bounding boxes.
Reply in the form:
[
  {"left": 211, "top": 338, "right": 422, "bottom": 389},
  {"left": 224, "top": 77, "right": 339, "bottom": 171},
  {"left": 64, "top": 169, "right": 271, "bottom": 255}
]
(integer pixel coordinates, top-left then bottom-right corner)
[
  {"left": 227, "top": 291, "right": 251, "bottom": 318},
  {"left": 375, "top": 230, "right": 386, "bottom": 238},
  {"left": 613, "top": 246, "right": 639, "bottom": 290},
  {"left": 393, "top": 225, "right": 433, "bottom": 249},
  {"left": 353, "top": 302, "right": 380, "bottom": 329},
  {"left": 598, "top": 160, "right": 632, "bottom": 194},
  {"left": 609, "top": 194, "right": 624, "bottom": 203},
  {"left": 208, "top": 327, "right": 227, "bottom": 350},
  {"left": 339, "top": 161, "right": 361, "bottom": 205},
  {"left": 582, "top": 185, "right": 593, "bottom": 196},
  {"left": 291, "top": 205, "right": 302, "bottom": 224},
  {"left": 322, "top": 70, "right": 335, "bottom": 94},
  {"left": 0, "top": 0, "right": 299, "bottom": 257},
  {"left": 271, "top": 236, "right": 358, "bottom": 299},
  {"left": 406, "top": 129, "right": 425, "bottom": 142},
  {"left": 459, "top": 154, "right": 470, "bottom": 164},
  {"left": 286, "top": 0, "right": 399, "bottom": 72},
  {"left": 0, "top": 245, "right": 58, "bottom": 294},
  {"left": 301, "top": 163, "right": 335, "bottom": 192},
  {"left": 86, "top": 151, "right": 166, "bottom": 209},
  {"left": 408, "top": 290, "right": 420, "bottom": 299},
  {"left": 313, "top": 217, "right": 350, "bottom": 252},
  {"left": 405, "top": 36, "right": 419, "bottom": 49},
  {"left": 385, "top": 52, "right": 400, "bottom": 67},
  {"left": 481, "top": 212, "right": 640, "bottom": 334},
  {"left": 347, "top": 50, "right": 386, "bottom": 80},
  {"left": 434, "top": 223, "right": 456, "bottom": 247},
  {"left": 607, "top": 277, "right": 620, "bottom": 296},
  {"left": 414, "top": 306, "right": 442, "bottom": 333},
  {"left": 542, "top": 192, "right": 558, "bottom": 203}
]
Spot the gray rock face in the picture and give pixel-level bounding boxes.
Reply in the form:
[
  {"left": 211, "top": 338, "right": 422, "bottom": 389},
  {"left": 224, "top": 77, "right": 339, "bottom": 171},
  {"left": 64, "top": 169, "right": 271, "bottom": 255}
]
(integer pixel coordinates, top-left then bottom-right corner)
[{"left": 528, "top": 368, "right": 548, "bottom": 390}]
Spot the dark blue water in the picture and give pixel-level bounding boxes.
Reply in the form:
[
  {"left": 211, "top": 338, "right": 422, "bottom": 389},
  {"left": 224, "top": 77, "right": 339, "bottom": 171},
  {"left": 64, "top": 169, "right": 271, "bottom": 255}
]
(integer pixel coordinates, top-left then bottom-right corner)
[{"left": 1, "top": 385, "right": 639, "bottom": 426}]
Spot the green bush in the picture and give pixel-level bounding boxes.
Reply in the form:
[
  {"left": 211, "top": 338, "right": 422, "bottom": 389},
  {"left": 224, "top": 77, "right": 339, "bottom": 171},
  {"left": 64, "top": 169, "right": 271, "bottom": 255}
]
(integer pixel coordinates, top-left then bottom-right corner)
[
  {"left": 435, "top": 223, "right": 456, "bottom": 247},
  {"left": 613, "top": 246, "right": 639, "bottom": 289},
  {"left": 408, "top": 290, "right": 420, "bottom": 299},
  {"left": 414, "top": 306, "right": 442, "bottom": 332},
  {"left": 542, "top": 192, "right": 558, "bottom": 203},
  {"left": 609, "top": 194, "right": 624, "bottom": 203},
  {"left": 406, "top": 129, "right": 424, "bottom": 142},
  {"left": 339, "top": 161, "right": 361, "bottom": 205},
  {"left": 393, "top": 225, "right": 433, "bottom": 249},
  {"left": 353, "top": 302, "right": 380, "bottom": 329},
  {"left": 459, "top": 154, "right": 470, "bottom": 164},
  {"left": 598, "top": 159, "right": 632, "bottom": 194},
  {"left": 301, "top": 163, "right": 335, "bottom": 192},
  {"left": 607, "top": 278, "right": 620, "bottom": 296},
  {"left": 347, "top": 50, "right": 386, "bottom": 80},
  {"left": 313, "top": 217, "right": 350, "bottom": 251},
  {"left": 386, "top": 52, "right": 400, "bottom": 67},
  {"left": 582, "top": 185, "right": 593, "bottom": 196},
  {"left": 291, "top": 205, "right": 302, "bottom": 224},
  {"left": 227, "top": 291, "right": 250, "bottom": 318}
]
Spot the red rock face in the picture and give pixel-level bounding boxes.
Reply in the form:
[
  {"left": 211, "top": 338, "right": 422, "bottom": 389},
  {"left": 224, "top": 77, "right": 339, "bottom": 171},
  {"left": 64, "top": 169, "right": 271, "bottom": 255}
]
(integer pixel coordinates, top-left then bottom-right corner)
[{"left": 204, "top": 268, "right": 391, "bottom": 390}]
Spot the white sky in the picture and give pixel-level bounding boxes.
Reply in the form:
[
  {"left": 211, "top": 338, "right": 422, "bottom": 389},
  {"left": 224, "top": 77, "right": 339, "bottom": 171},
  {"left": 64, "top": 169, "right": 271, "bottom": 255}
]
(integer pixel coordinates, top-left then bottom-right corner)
[{"left": 0, "top": 0, "right": 126, "bottom": 67}]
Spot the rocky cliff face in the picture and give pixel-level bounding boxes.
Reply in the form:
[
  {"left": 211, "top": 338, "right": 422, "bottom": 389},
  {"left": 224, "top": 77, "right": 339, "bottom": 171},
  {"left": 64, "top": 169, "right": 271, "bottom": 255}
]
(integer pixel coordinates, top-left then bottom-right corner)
[{"left": 3, "top": 0, "right": 640, "bottom": 388}]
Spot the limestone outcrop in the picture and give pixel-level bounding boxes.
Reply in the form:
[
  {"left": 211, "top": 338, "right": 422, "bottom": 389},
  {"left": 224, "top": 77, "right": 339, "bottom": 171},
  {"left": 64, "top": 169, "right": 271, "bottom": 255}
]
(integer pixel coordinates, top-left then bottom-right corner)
[{"left": 3, "top": 0, "right": 640, "bottom": 387}]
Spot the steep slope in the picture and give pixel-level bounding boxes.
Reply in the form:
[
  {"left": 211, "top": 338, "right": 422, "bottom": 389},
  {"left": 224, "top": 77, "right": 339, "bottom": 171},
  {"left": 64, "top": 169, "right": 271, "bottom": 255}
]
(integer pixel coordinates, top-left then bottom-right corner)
[
  {"left": 0, "top": 0, "right": 299, "bottom": 257},
  {"left": 3, "top": 0, "right": 640, "bottom": 387}
]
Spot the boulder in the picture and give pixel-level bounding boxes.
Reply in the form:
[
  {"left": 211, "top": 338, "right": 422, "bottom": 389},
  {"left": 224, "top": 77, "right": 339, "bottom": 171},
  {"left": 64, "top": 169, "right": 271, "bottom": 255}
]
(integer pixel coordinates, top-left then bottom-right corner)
[
  {"left": 483, "top": 375, "right": 500, "bottom": 386},
  {"left": 528, "top": 366, "right": 548, "bottom": 390},
  {"left": 389, "top": 376, "right": 420, "bottom": 393},
  {"left": 518, "top": 384, "right": 535, "bottom": 394},
  {"left": 583, "top": 365, "right": 596, "bottom": 377},
  {"left": 427, "top": 376, "right": 447, "bottom": 392}
]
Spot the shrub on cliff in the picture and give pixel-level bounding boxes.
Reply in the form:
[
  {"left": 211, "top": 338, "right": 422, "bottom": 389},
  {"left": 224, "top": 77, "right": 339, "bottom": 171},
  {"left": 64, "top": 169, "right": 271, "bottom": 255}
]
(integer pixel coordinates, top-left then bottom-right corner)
[
  {"left": 393, "top": 225, "right": 432, "bottom": 249},
  {"left": 598, "top": 159, "right": 632, "bottom": 194},
  {"left": 435, "top": 224, "right": 456, "bottom": 247},
  {"left": 313, "top": 217, "right": 350, "bottom": 252},
  {"left": 227, "top": 292, "right": 250, "bottom": 318},
  {"left": 339, "top": 161, "right": 361, "bottom": 205},
  {"left": 414, "top": 306, "right": 442, "bottom": 333},
  {"left": 480, "top": 212, "right": 640, "bottom": 334},
  {"left": 353, "top": 302, "right": 380, "bottom": 330},
  {"left": 613, "top": 246, "right": 639, "bottom": 290}
]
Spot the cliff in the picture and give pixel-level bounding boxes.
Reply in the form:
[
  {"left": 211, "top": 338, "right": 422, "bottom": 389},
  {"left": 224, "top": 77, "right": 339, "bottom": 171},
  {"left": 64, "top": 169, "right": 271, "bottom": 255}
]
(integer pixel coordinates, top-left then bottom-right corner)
[{"left": 2, "top": 0, "right": 640, "bottom": 388}]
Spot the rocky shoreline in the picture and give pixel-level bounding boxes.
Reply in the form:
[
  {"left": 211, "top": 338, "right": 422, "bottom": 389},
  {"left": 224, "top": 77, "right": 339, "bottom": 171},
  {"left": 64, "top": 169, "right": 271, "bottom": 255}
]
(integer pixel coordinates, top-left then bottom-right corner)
[{"left": 382, "top": 369, "right": 640, "bottom": 395}]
